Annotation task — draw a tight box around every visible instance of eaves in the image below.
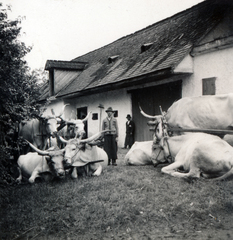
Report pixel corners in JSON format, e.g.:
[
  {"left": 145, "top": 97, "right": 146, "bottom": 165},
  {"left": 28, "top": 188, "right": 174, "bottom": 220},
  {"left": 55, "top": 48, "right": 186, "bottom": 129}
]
[{"left": 57, "top": 67, "right": 188, "bottom": 100}]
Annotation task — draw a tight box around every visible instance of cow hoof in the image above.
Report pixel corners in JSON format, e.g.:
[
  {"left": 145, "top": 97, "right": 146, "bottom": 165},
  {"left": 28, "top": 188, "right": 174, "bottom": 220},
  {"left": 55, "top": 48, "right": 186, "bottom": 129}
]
[{"left": 16, "top": 178, "right": 21, "bottom": 184}]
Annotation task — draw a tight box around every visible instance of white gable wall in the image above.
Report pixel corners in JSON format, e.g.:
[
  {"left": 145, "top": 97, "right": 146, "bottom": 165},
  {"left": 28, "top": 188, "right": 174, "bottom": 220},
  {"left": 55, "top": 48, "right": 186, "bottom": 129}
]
[
  {"left": 42, "top": 100, "right": 65, "bottom": 117},
  {"left": 182, "top": 47, "right": 233, "bottom": 97}
]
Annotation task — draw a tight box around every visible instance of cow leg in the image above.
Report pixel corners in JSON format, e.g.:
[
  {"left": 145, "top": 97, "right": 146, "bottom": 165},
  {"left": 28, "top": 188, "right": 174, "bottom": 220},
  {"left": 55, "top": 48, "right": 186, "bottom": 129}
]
[
  {"left": 162, "top": 162, "right": 201, "bottom": 179},
  {"left": 161, "top": 162, "right": 183, "bottom": 176},
  {"left": 71, "top": 168, "right": 78, "bottom": 179},
  {"left": 29, "top": 170, "right": 40, "bottom": 183},
  {"left": 171, "top": 169, "right": 201, "bottom": 179},
  {"left": 92, "top": 164, "right": 102, "bottom": 176},
  {"left": 16, "top": 167, "right": 22, "bottom": 183},
  {"left": 85, "top": 165, "right": 89, "bottom": 176}
]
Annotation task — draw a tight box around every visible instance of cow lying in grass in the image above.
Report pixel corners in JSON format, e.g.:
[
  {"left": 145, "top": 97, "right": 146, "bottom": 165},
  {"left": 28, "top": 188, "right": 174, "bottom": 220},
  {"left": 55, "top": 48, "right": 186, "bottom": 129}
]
[
  {"left": 59, "top": 131, "right": 108, "bottom": 179},
  {"left": 17, "top": 141, "right": 65, "bottom": 183},
  {"left": 154, "top": 133, "right": 233, "bottom": 180},
  {"left": 125, "top": 141, "right": 159, "bottom": 165}
]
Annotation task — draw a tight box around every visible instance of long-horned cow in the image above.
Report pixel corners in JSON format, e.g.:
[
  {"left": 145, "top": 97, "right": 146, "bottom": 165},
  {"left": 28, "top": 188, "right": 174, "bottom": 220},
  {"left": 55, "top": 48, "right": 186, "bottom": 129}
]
[
  {"left": 62, "top": 111, "right": 92, "bottom": 139},
  {"left": 56, "top": 111, "right": 92, "bottom": 148},
  {"left": 18, "top": 105, "right": 67, "bottom": 153},
  {"left": 140, "top": 93, "right": 233, "bottom": 141},
  {"left": 153, "top": 133, "right": 233, "bottom": 180},
  {"left": 17, "top": 141, "right": 65, "bottom": 183},
  {"left": 60, "top": 131, "right": 108, "bottom": 179}
]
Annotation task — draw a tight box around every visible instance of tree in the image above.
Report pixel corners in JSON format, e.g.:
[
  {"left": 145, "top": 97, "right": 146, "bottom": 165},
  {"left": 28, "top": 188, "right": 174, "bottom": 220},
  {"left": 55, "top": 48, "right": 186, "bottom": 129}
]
[
  {"left": 0, "top": 3, "right": 43, "bottom": 145},
  {"left": 0, "top": 3, "right": 44, "bottom": 185}
]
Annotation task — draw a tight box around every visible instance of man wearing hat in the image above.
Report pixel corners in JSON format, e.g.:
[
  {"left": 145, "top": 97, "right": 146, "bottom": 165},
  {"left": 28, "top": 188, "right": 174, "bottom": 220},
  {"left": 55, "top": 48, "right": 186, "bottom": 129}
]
[
  {"left": 102, "top": 107, "right": 119, "bottom": 166},
  {"left": 123, "top": 114, "right": 135, "bottom": 149}
]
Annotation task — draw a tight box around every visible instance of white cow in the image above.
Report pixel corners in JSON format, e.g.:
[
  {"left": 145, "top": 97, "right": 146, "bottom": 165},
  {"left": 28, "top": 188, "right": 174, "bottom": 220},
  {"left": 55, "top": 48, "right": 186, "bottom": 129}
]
[
  {"left": 125, "top": 141, "right": 161, "bottom": 165},
  {"left": 60, "top": 131, "right": 108, "bottom": 179},
  {"left": 154, "top": 133, "right": 233, "bottom": 180},
  {"left": 140, "top": 93, "right": 233, "bottom": 142},
  {"left": 62, "top": 111, "right": 92, "bottom": 139},
  {"left": 17, "top": 142, "right": 65, "bottom": 183}
]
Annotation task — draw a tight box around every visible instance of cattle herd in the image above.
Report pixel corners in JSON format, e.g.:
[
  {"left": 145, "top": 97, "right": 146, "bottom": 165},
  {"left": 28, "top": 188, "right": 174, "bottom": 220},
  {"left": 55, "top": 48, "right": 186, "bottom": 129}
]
[
  {"left": 15, "top": 105, "right": 108, "bottom": 183},
  {"left": 13, "top": 93, "right": 233, "bottom": 183},
  {"left": 126, "top": 93, "right": 233, "bottom": 180}
]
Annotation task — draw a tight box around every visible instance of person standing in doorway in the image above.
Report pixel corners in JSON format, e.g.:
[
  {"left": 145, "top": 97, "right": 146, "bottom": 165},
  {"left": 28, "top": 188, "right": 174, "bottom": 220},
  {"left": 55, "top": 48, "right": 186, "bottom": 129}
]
[
  {"left": 123, "top": 114, "right": 135, "bottom": 149},
  {"left": 102, "top": 107, "right": 118, "bottom": 166}
]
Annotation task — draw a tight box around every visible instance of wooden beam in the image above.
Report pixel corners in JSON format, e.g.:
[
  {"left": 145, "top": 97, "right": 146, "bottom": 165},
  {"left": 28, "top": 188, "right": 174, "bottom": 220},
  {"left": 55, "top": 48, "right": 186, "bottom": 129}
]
[{"left": 169, "top": 127, "right": 233, "bottom": 135}]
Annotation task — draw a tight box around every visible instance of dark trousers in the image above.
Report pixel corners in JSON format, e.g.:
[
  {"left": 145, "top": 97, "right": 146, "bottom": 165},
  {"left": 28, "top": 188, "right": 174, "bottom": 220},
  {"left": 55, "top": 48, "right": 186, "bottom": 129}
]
[
  {"left": 103, "top": 135, "right": 117, "bottom": 163},
  {"left": 124, "top": 134, "right": 134, "bottom": 148}
]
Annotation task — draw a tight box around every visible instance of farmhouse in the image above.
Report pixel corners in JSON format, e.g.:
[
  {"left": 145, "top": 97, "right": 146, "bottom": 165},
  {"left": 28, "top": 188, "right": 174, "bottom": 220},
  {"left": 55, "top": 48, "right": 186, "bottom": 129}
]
[{"left": 40, "top": 0, "right": 233, "bottom": 147}]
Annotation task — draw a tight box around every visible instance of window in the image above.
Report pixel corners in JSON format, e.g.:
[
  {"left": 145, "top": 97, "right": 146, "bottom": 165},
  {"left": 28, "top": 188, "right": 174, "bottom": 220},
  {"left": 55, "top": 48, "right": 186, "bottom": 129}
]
[
  {"left": 114, "top": 110, "right": 118, "bottom": 118},
  {"left": 92, "top": 113, "right": 98, "bottom": 120},
  {"left": 141, "top": 43, "right": 153, "bottom": 53},
  {"left": 202, "top": 77, "right": 216, "bottom": 95},
  {"left": 108, "top": 55, "right": 119, "bottom": 64}
]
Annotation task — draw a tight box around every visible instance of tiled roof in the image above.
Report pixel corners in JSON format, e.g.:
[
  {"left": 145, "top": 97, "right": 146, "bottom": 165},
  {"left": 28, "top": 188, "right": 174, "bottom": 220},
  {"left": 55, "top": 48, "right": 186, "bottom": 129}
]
[{"left": 42, "top": 0, "right": 233, "bottom": 99}]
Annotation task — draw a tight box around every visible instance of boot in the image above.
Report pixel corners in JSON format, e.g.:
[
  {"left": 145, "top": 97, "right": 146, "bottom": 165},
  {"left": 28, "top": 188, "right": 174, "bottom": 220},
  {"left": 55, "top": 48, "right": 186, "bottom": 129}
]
[
  {"left": 112, "top": 159, "right": 117, "bottom": 166},
  {"left": 108, "top": 159, "right": 111, "bottom": 165}
]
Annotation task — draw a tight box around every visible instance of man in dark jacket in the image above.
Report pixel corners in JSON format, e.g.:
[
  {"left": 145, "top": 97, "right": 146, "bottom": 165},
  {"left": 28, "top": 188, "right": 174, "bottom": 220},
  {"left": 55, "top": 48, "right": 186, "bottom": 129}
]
[
  {"left": 102, "top": 107, "right": 118, "bottom": 166},
  {"left": 123, "top": 114, "right": 135, "bottom": 149}
]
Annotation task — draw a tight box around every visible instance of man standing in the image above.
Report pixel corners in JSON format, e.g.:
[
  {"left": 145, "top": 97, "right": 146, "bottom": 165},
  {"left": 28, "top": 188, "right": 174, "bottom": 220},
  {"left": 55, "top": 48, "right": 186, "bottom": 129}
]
[
  {"left": 123, "top": 114, "right": 135, "bottom": 149},
  {"left": 102, "top": 107, "right": 118, "bottom": 166}
]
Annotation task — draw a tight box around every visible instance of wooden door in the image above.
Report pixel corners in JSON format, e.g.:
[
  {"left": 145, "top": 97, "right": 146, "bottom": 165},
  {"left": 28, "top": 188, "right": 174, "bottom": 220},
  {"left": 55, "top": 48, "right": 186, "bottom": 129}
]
[
  {"left": 77, "top": 107, "right": 88, "bottom": 137},
  {"left": 131, "top": 81, "right": 182, "bottom": 141}
]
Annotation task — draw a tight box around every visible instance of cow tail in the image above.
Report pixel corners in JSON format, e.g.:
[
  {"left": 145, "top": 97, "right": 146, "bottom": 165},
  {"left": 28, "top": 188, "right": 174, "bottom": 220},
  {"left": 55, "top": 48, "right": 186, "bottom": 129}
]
[{"left": 213, "top": 168, "right": 233, "bottom": 181}]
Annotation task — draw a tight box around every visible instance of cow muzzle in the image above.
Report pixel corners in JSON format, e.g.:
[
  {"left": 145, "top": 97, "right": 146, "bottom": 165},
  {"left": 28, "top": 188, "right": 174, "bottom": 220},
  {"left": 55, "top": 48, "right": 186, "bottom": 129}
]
[
  {"left": 63, "top": 159, "right": 72, "bottom": 169},
  {"left": 56, "top": 168, "right": 65, "bottom": 178}
]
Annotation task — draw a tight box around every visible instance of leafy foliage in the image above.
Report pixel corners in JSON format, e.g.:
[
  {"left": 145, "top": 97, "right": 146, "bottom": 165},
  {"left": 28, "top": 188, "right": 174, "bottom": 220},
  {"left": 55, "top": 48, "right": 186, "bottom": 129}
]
[{"left": 0, "top": 3, "right": 46, "bottom": 185}]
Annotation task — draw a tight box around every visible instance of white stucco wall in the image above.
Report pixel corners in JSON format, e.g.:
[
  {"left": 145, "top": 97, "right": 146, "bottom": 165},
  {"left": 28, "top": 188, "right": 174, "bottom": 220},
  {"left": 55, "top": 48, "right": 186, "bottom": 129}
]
[
  {"left": 182, "top": 47, "right": 233, "bottom": 97},
  {"left": 62, "top": 88, "right": 132, "bottom": 147},
  {"left": 42, "top": 100, "right": 65, "bottom": 117}
]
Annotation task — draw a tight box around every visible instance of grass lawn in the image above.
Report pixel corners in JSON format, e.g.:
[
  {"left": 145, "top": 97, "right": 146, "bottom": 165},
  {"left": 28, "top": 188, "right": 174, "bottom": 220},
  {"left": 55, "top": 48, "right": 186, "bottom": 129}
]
[{"left": 1, "top": 148, "right": 233, "bottom": 240}]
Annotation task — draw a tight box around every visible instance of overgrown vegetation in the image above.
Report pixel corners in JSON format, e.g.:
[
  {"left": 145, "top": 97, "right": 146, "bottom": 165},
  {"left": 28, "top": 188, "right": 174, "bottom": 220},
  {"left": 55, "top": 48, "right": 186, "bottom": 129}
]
[
  {"left": 0, "top": 3, "right": 46, "bottom": 186},
  {"left": 1, "top": 155, "right": 233, "bottom": 240}
]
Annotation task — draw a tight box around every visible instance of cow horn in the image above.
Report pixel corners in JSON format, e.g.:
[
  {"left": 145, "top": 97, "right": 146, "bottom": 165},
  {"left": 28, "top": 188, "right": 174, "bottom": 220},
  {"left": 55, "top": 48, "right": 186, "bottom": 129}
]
[
  {"left": 57, "top": 104, "right": 70, "bottom": 118},
  {"left": 66, "top": 119, "right": 76, "bottom": 125},
  {"left": 81, "top": 111, "right": 92, "bottom": 122},
  {"left": 58, "top": 136, "right": 68, "bottom": 144},
  {"left": 79, "top": 130, "right": 107, "bottom": 143},
  {"left": 25, "top": 140, "right": 50, "bottom": 156},
  {"left": 139, "top": 105, "right": 161, "bottom": 119}
]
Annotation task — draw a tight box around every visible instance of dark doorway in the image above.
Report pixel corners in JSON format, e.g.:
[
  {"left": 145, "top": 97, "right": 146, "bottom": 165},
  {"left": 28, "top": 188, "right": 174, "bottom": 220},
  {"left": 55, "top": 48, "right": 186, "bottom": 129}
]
[
  {"left": 77, "top": 107, "right": 88, "bottom": 138},
  {"left": 131, "top": 80, "right": 182, "bottom": 141}
]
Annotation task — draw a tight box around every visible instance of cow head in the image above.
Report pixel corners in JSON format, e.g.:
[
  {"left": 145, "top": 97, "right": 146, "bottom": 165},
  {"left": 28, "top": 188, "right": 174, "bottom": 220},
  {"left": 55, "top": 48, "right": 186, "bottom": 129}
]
[
  {"left": 40, "top": 104, "right": 69, "bottom": 138},
  {"left": 151, "top": 141, "right": 166, "bottom": 166},
  {"left": 151, "top": 136, "right": 174, "bottom": 166},
  {"left": 139, "top": 105, "right": 168, "bottom": 141},
  {"left": 63, "top": 112, "right": 92, "bottom": 139},
  {"left": 60, "top": 131, "right": 106, "bottom": 167},
  {"left": 43, "top": 117, "right": 59, "bottom": 138},
  {"left": 26, "top": 140, "right": 66, "bottom": 178}
]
